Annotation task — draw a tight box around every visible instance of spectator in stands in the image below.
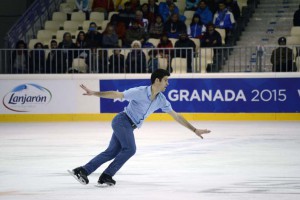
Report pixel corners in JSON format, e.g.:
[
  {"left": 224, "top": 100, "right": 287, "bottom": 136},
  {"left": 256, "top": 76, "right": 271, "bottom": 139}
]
[
  {"left": 201, "top": 23, "right": 223, "bottom": 72},
  {"left": 124, "top": 20, "right": 149, "bottom": 48},
  {"left": 164, "top": 13, "right": 187, "bottom": 38},
  {"left": 294, "top": 4, "right": 300, "bottom": 26},
  {"left": 188, "top": 14, "right": 206, "bottom": 39},
  {"left": 102, "top": 24, "right": 119, "bottom": 48},
  {"left": 85, "top": 22, "right": 103, "bottom": 49},
  {"left": 109, "top": 48, "right": 125, "bottom": 73},
  {"left": 157, "top": 34, "right": 173, "bottom": 71},
  {"left": 126, "top": 40, "right": 147, "bottom": 73},
  {"left": 115, "top": 0, "right": 126, "bottom": 10},
  {"left": 159, "top": 0, "right": 180, "bottom": 22},
  {"left": 271, "top": 37, "right": 296, "bottom": 72},
  {"left": 186, "top": 0, "right": 200, "bottom": 11},
  {"left": 11, "top": 40, "right": 28, "bottom": 74},
  {"left": 119, "top": 2, "right": 136, "bottom": 28},
  {"left": 157, "top": 34, "right": 173, "bottom": 57},
  {"left": 46, "top": 40, "right": 59, "bottom": 73},
  {"left": 148, "top": 49, "right": 159, "bottom": 73},
  {"left": 225, "top": 0, "right": 240, "bottom": 21},
  {"left": 174, "top": 32, "right": 196, "bottom": 72},
  {"left": 116, "top": 0, "right": 140, "bottom": 11},
  {"left": 57, "top": 32, "right": 77, "bottom": 73},
  {"left": 96, "top": 49, "right": 109, "bottom": 73},
  {"left": 76, "top": 31, "right": 88, "bottom": 48},
  {"left": 29, "top": 42, "right": 45, "bottom": 73},
  {"left": 109, "top": 14, "right": 127, "bottom": 41},
  {"left": 201, "top": 23, "right": 222, "bottom": 47},
  {"left": 141, "top": 3, "right": 152, "bottom": 24},
  {"left": 132, "top": 10, "right": 149, "bottom": 32},
  {"left": 195, "top": 0, "right": 213, "bottom": 25},
  {"left": 92, "top": 0, "right": 114, "bottom": 19},
  {"left": 75, "top": 31, "right": 89, "bottom": 61},
  {"left": 213, "top": 2, "right": 235, "bottom": 34},
  {"left": 148, "top": 0, "right": 159, "bottom": 23},
  {"left": 149, "top": 15, "right": 164, "bottom": 39},
  {"left": 76, "top": 0, "right": 89, "bottom": 12}
]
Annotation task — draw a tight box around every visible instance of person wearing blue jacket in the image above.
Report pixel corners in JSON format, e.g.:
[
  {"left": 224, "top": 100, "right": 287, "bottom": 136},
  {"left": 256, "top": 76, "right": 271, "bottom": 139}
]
[
  {"left": 188, "top": 14, "right": 206, "bottom": 38},
  {"left": 195, "top": 0, "right": 213, "bottom": 25},
  {"left": 213, "top": 1, "right": 235, "bottom": 31},
  {"left": 159, "top": 0, "right": 185, "bottom": 22}
]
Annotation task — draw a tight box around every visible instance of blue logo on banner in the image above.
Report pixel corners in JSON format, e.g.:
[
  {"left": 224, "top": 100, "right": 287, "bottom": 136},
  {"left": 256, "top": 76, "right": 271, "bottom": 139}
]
[{"left": 100, "top": 78, "right": 300, "bottom": 113}]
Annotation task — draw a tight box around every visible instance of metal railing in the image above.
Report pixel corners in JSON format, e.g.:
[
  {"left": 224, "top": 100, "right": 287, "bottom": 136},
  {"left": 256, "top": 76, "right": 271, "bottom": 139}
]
[{"left": 0, "top": 46, "right": 299, "bottom": 74}]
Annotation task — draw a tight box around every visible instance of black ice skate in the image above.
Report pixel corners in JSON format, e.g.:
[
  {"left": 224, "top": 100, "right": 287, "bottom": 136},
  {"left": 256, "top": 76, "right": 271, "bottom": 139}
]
[
  {"left": 97, "top": 173, "right": 116, "bottom": 186},
  {"left": 68, "top": 167, "right": 89, "bottom": 185}
]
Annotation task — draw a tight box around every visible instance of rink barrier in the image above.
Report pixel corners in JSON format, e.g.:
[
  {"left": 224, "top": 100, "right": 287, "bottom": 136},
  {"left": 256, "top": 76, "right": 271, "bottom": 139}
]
[
  {"left": 1, "top": 113, "right": 300, "bottom": 123},
  {"left": 0, "top": 73, "right": 300, "bottom": 122}
]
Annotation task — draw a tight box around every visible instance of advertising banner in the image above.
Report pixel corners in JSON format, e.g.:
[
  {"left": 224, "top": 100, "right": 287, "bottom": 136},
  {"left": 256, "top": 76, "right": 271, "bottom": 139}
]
[
  {"left": 0, "top": 80, "right": 76, "bottom": 114},
  {"left": 100, "top": 78, "right": 300, "bottom": 113}
]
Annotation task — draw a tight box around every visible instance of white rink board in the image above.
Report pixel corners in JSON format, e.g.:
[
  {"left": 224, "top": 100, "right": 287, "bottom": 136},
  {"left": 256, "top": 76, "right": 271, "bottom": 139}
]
[{"left": 1, "top": 73, "right": 300, "bottom": 115}]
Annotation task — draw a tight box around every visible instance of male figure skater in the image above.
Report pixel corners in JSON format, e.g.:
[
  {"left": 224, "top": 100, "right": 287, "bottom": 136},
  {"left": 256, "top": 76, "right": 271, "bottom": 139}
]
[{"left": 69, "top": 69, "right": 211, "bottom": 186}]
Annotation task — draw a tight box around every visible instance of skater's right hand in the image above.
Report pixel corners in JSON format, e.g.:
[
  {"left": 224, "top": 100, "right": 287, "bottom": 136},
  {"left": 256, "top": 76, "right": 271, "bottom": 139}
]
[
  {"left": 80, "top": 84, "right": 95, "bottom": 96},
  {"left": 194, "top": 129, "right": 211, "bottom": 139}
]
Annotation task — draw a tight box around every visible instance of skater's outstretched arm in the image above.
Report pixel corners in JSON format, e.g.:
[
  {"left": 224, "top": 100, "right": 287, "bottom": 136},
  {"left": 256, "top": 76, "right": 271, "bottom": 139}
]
[
  {"left": 80, "top": 84, "right": 124, "bottom": 99},
  {"left": 168, "top": 110, "right": 211, "bottom": 139}
]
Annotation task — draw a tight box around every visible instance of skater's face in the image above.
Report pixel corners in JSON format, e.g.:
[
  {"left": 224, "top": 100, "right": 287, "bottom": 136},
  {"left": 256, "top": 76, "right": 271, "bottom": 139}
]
[{"left": 156, "top": 76, "right": 169, "bottom": 92}]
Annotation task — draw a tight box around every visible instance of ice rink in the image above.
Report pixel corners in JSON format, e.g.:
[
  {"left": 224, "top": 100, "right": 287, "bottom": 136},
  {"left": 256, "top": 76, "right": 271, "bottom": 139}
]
[{"left": 1, "top": 120, "right": 300, "bottom": 200}]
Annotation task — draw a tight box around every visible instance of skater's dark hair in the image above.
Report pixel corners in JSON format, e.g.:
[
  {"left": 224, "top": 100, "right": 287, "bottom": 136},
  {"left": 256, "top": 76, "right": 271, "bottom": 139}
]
[{"left": 151, "top": 69, "right": 170, "bottom": 84}]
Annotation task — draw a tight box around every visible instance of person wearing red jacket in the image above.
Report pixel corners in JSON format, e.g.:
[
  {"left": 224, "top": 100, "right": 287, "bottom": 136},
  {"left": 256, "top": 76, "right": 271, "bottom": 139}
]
[{"left": 92, "top": 0, "right": 115, "bottom": 13}]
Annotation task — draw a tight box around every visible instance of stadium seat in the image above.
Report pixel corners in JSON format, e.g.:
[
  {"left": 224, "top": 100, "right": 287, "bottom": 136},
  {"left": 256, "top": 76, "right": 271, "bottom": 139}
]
[
  {"left": 290, "top": 27, "right": 300, "bottom": 36},
  {"left": 37, "top": 30, "right": 54, "bottom": 42},
  {"left": 71, "top": 12, "right": 86, "bottom": 23},
  {"left": 56, "top": 30, "right": 76, "bottom": 42},
  {"left": 28, "top": 39, "right": 43, "bottom": 49},
  {"left": 286, "top": 36, "right": 300, "bottom": 45},
  {"left": 169, "top": 38, "right": 178, "bottom": 47},
  {"left": 90, "top": 12, "right": 105, "bottom": 22},
  {"left": 108, "top": 12, "right": 119, "bottom": 21},
  {"left": 158, "top": 57, "right": 169, "bottom": 70},
  {"left": 148, "top": 38, "right": 160, "bottom": 47},
  {"left": 63, "top": 21, "right": 81, "bottom": 32},
  {"left": 184, "top": 11, "right": 195, "bottom": 20},
  {"left": 215, "top": 28, "right": 226, "bottom": 45},
  {"left": 52, "top": 12, "right": 67, "bottom": 25},
  {"left": 190, "top": 38, "right": 201, "bottom": 51},
  {"left": 296, "top": 56, "right": 300, "bottom": 72},
  {"left": 44, "top": 20, "right": 61, "bottom": 32},
  {"left": 140, "top": 0, "right": 148, "bottom": 4},
  {"left": 101, "top": 20, "right": 110, "bottom": 31},
  {"left": 171, "top": 58, "right": 187, "bottom": 73},
  {"left": 82, "top": 21, "right": 91, "bottom": 32},
  {"left": 60, "top": 2, "right": 75, "bottom": 13},
  {"left": 199, "top": 48, "right": 214, "bottom": 64},
  {"left": 185, "top": 19, "right": 192, "bottom": 27},
  {"left": 174, "top": 1, "right": 185, "bottom": 14}
]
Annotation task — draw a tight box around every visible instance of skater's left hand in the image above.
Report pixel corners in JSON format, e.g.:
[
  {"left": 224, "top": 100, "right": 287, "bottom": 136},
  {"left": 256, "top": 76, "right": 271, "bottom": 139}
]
[{"left": 194, "top": 129, "right": 211, "bottom": 139}]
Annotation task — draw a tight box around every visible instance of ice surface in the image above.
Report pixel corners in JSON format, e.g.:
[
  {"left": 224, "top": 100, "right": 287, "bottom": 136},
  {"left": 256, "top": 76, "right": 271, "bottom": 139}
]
[{"left": 0, "top": 121, "right": 300, "bottom": 200}]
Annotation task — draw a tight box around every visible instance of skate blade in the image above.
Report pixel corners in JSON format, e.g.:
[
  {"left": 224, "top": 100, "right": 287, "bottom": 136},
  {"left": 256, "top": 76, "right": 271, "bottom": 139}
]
[
  {"left": 95, "top": 183, "right": 114, "bottom": 188},
  {"left": 67, "top": 170, "right": 88, "bottom": 185}
]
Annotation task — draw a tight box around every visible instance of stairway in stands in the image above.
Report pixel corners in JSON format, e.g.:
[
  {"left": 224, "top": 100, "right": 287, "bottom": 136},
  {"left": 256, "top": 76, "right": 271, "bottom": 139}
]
[{"left": 224, "top": 0, "right": 298, "bottom": 72}]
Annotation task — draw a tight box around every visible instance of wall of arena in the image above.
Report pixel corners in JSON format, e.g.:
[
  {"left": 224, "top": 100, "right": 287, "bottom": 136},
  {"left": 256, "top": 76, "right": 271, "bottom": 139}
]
[{"left": 0, "top": 73, "right": 300, "bottom": 122}]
